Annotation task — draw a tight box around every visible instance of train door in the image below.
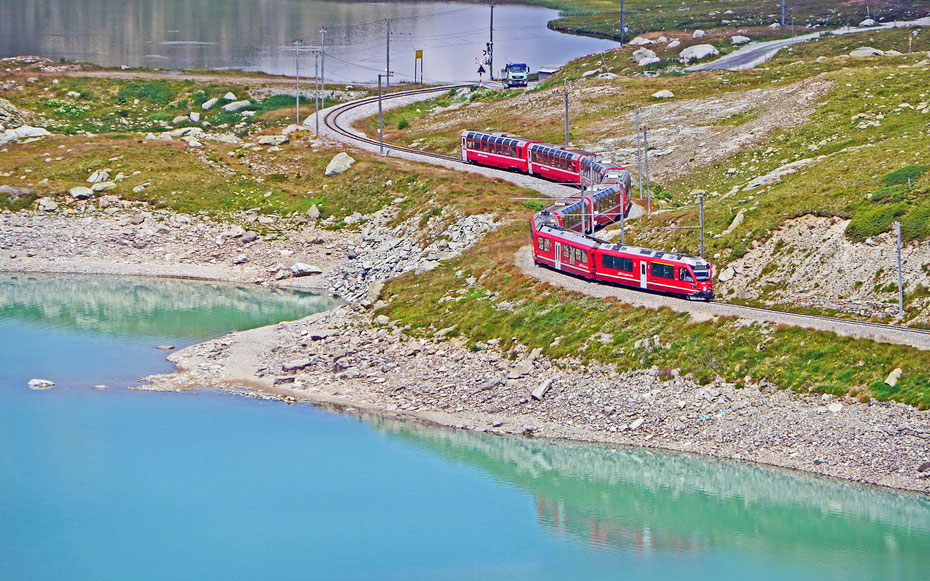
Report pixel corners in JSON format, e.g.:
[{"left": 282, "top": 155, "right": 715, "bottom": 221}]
[
  {"left": 555, "top": 243, "right": 562, "bottom": 271},
  {"left": 461, "top": 135, "right": 468, "bottom": 162},
  {"left": 640, "top": 261, "right": 647, "bottom": 288}
]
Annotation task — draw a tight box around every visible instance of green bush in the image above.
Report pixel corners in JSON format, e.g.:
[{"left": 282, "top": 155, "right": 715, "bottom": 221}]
[
  {"left": 397, "top": 118, "right": 410, "bottom": 130},
  {"left": 901, "top": 204, "right": 930, "bottom": 241},
  {"left": 871, "top": 184, "right": 907, "bottom": 204},
  {"left": 881, "top": 165, "right": 928, "bottom": 186},
  {"left": 846, "top": 202, "right": 907, "bottom": 240},
  {"left": 119, "top": 81, "right": 176, "bottom": 104}
]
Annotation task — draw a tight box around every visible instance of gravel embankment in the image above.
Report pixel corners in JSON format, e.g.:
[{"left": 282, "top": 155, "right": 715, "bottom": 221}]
[{"left": 142, "top": 304, "right": 930, "bottom": 493}]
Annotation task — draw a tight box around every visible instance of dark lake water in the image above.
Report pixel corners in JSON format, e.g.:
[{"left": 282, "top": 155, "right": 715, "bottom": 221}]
[
  {"left": 1, "top": 273, "right": 929, "bottom": 579},
  {"left": 0, "top": 0, "right": 618, "bottom": 82}
]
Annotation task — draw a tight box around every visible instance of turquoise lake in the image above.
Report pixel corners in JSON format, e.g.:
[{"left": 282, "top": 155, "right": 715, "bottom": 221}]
[{"left": 1, "top": 273, "right": 929, "bottom": 579}]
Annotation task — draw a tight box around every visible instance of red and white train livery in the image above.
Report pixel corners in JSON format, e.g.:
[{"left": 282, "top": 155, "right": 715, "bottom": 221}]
[
  {"left": 461, "top": 130, "right": 632, "bottom": 193},
  {"left": 530, "top": 212, "right": 714, "bottom": 300},
  {"left": 547, "top": 186, "right": 627, "bottom": 234}
]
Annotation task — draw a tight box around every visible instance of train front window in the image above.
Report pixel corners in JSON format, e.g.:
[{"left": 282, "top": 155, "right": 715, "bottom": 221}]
[
  {"left": 693, "top": 267, "right": 710, "bottom": 281},
  {"left": 680, "top": 268, "right": 694, "bottom": 283}
]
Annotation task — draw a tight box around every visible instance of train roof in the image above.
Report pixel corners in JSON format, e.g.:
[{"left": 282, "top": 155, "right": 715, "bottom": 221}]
[
  {"left": 462, "top": 130, "right": 536, "bottom": 143},
  {"left": 528, "top": 142, "right": 591, "bottom": 157}
]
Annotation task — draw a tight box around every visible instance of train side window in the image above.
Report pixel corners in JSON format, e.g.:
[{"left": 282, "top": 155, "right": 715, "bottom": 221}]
[
  {"left": 601, "top": 254, "right": 612, "bottom": 269},
  {"left": 619, "top": 257, "right": 633, "bottom": 272},
  {"left": 650, "top": 262, "right": 674, "bottom": 279},
  {"left": 537, "top": 237, "right": 550, "bottom": 252},
  {"left": 680, "top": 268, "right": 694, "bottom": 283},
  {"left": 579, "top": 249, "right": 587, "bottom": 264}
]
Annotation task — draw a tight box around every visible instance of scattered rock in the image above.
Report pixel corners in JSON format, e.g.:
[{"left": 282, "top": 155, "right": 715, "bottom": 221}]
[
  {"left": 652, "top": 89, "right": 675, "bottom": 99},
  {"left": 68, "top": 186, "right": 94, "bottom": 200},
  {"left": 91, "top": 181, "right": 116, "bottom": 193},
  {"left": 201, "top": 97, "right": 219, "bottom": 110},
  {"left": 850, "top": 47, "right": 885, "bottom": 58},
  {"left": 628, "top": 36, "right": 652, "bottom": 46},
  {"left": 885, "top": 368, "right": 903, "bottom": 387},
  {"left": 27, "top": 378, "right": 54, "bottom": 390},
  {"left": 171, "top": 115, "right": 188, "bottom": 125},
  {"left": 827, "top": 402, "right": 843, "bottom": 413},
  {"left": 223, "top": 92, "right": 237, "bottom": 101},
  {"left": 306, "top": 204, "right": 321, "bottom": 221},
  {"left": 157, "top": 345, "right": 175, "bottom": 350},
  {"left": 325, "top": 152, "right": 356, "bottom": 176},
  {"left": 375, "top": 315, "right": 390, "bottom": 326},
  {"left": 731, "top": 35, "right": 751, "bottom": 44},
  {"left": 633, "top": 48, "right": 658, "bottom": 65},
  {"left": 719, "top": 267, "right": 735, "bottom": 282},
  {"left": 257, "top": 134, "right": 288, "bottom": 146},
  {"left": 240, "top": 231, "right": 258, "bottom": 244},
  {"left": 918, "top": 462, "right": 930, "bottom": 473},
  {"left": 189, "top": 111, "right": 201, "bottom": 123},
  {"left": 629, "top": 417, "right": 645, "bottom": 430},
  {"left": 0, "top": 125, "right": 50, "bottom": 145},
  {"left": 222, "top": 100, "right": 252, "bottom": 112},
  {"left": 680, "top": 44, "right": 720, "bottom": 63},
  {"left": 86, "top": 169, "right": 109, "bottom": 184},
  {"left": 291, "top": 263, "right": 323, "bottom": 277},
  {"left": 36, "top": 197, "right": 58, "bottom": 211},
  {"left": 531, "top": 378, "right": 554, "bottom": 401},
  {"left": 693, "top": 30, "right": 706, "bottom": 38},
  {"left": 859, "top": 18, "right": 877, "bottom": 27},
  {"left": 667, "top": 39, "right": 681, "bottom": 49},
  {"left": 130, "top": 214, "right": 145, "bottom": 225}
]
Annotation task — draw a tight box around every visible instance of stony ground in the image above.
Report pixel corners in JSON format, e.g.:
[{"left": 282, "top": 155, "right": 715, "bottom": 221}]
[{"left": 142, "top": 304, "right": 930, "bottom": 493}]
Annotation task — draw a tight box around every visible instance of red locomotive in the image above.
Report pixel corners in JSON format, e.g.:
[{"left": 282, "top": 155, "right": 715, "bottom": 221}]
[{"left": 530, "top": 212, "right": 714, "bottom": 300}]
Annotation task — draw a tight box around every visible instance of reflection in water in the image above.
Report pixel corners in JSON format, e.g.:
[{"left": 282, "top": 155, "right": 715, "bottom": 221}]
[
  {"left": 0, "top": 273, "right": 340, "bottom": 339},
  {"left": 0, "top": 0, "right": 617, "bottom": 82},
  {"left": 372, "top": 416, "right": 930, "bottom": 579}
]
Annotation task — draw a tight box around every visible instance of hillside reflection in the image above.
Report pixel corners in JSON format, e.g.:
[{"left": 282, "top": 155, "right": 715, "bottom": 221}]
[
  {"left": 0, "top": 274, "right": 339, "bottom": 339},
  {"left": 372, "top": 416, "right": 930, "bottom": 577}
]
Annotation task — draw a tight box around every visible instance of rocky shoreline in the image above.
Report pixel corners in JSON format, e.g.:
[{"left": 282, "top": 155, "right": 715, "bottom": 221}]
[{"left": 3, "top": 204, "right": 930, "bottom": 494}]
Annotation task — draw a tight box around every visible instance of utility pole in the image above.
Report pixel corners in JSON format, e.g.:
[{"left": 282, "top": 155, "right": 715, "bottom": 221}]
[
  {"left": 489, "top": 2, "right": 495, "bottom": 81},
  {"left": 895, "top": 221, "right": 904, "bottom": 317},
  {"left": 699, "top": 193, "right": 705, "bottom": 258},
  {"left": 620, "top": 188, "right": 626, "bottom": 245},
  {"left": 320, "top": 27, "right": 327, "bottom": 110},
  {"left": 386, "top": 20, "right": 391, "bottom": 93},
  {"left": 563, "top": 91, "right": 569, "bottom": 146},
  {"left": 314, "top": 50, "right": 320, "bottom": 134},
  {"left": 643, "top": 128, "right": 651, "bottom": 214},
  {"left": 635, "top": 108, "right": 643, "bottom": 200},
  {"left": 781, "top": 0, "right": 785, "bottom": 27},
  {"left": 620, "top": 0, "right": 625, "bottom": 45},
  {"left": 377, "top": 73, "right": 392, "bottom": 154},
  {"left": 294, "top": 39, "right": 301, "bottom": 126}
]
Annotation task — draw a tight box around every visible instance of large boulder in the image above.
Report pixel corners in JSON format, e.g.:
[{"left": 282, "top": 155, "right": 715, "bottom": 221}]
[
  {"left": 86, "top": 169, "right": 109, "bottom": 183},
  {"left": 325, "top": 152, "right": 356, "bottom": 176},
  {"left": 69, "top": 186, "right": 94, "bottom": 200},
  {"left": 36, "top": 197, "right": 58, "bottom": 212},
  {"left": 201, "top": 97, "right": 219, "bottom": 110},
  {"left": 633, "top": 48, "right": 658, "bottom": 65},
  {"left": 222, "top": 99, "right": 252, "bottom": 112},
  {"left": 693, "top": 30, "right": 706, "bottom": 39},
  {"left": 652, "top": 89, "right": 675, "bottom": 99},
  {"left": 850, "top": 47, "right": 885, "bottom": 57},
  {"left": 628, "top": 36, "right": 652, "bottom": 46},
  {"left": 731, "top": 35, "right": 751, "bottom": 44},
  {"left": 859, "top": 18, "right": 877, "bottom": 27},
  {"left": 291, "top": 263, "right": 323, "bottom": 277},
  {"left": 0, "top": 97, "right": 25, "bottom": 128},
  {"left": 679, "top": 44, "right": 720, "bottom": 63},
  {"left": 0, "top": 125, "right": 51, "bottom": 145},
  {"left": 306, "top": 204, "right": 321, "bottom": 221}
]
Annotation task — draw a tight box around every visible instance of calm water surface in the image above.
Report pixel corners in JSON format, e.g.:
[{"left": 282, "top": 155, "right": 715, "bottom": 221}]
[
  {"left": 1, "top": 273, "right": 929, "bottom": 579},
  {"left": 0, "top": 0, "right": 618, "bottom": 82}
]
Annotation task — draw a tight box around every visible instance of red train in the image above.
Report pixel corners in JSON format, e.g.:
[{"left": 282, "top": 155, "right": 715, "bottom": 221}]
[
  {"left": 530, "top": 211, "right": 714, "bottom": 300},
  {"left": 461, "top": 130, "right": 632, "bottom": 193}
]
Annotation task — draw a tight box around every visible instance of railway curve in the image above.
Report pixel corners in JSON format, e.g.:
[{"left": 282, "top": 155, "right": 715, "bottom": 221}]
[{"left": 319, "top": 87, "right": 930, "bottom": 351}]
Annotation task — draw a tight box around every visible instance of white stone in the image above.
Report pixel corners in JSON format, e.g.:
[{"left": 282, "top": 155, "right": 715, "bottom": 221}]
[
  {"left": 693, "top": 30, "right": 706, "bottom": 38},
  {"left": 827, "top": 402, "right": 843, "bottom": 413},
  {"left": 171, "top": 115, "right": 188, "bottom": 125},
  {"left": 325, "top": 152, "right": 356, "bottom": 176},
  {"left": 201, "top": 97, "right": 219, "bottom": 110},
  {"left": 656, "top": 36, "right": 668, "bottom": 43},
  {"left": 223, "top": 92, "right": 237, "bottom": 101},
  {"left": 257, "top": 135, "right": 288, "bottom": 146},
  {"left": 86, "top": 169, "right": 109, "bottom": 183},
  {"left": 859, "top": 18, "right": 877, "bottom": 27},
  {"left": 679, "top": 44, "right": 720, "bottom": 63},
  {"left": 28, "top": 378, "right": 54, "bottom": 389},
  {"left": 291, "top": 263, "right": 323, "bottom": 276},
  {"left": 885, "top": 368, "right": 903, "bottom": 387},
  {"left": 69, "top": 186, "right": 94, "bottom": 200},
  {"left": 731, "top": 35, "right": 751, "bottom": 44},
  {"left": 632, "top": 48, "right": 658, "bottom": 65},
  {"left": 667, "top": 39, "right": 681, "bottom": 49},
  {"left": 850, "top": 47, "right": 885, "bottom": 58},
  {"left": 628, "top": 36, "right": 652, "bottom": 46},
  {"left": 36, "top": 197, "right": 58, "bottom": 211},
  {"left": 531, "top": 378, "right": 554, "bottom": 400},
  {"left": 768, "top": 22, "right": 781, "bottom": 28},
  {"left": 222, "top": 100, "right": 251, "bottom": 112},
  {"left": 306, "top": 204, "right": 321, "bottom": 220},
  {"left": 651, "top": 89, "right": 675, "bottom": 99},
  {"left": 638, "top": 57, "right": 661, "bottom": 67},
  {"left": 90, "top": 181, "right": 116, "bottom": 193},
  {"left": 629, "top": 418, "right": 645, "bottom": 430},
  {"left": 189, "top": 111, "right": 201, "bottom": 123}
]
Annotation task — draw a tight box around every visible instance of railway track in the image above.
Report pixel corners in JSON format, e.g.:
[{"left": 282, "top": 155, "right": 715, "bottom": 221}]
[{"left": 322, "top": 87, "right": 930, "bottom": 351}]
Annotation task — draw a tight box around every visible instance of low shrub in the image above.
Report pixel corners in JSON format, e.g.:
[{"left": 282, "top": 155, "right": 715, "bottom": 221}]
[
  {"left": 845, "top": 202, "right": 906, "bottom": 240},
  {"left": 881, "top": 164, "right": 928, "bottom": 186}
]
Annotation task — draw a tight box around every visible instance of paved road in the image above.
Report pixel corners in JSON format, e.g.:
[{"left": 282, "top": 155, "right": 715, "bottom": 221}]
[
  {"left": 688, "top": 17, "right": 930, "bottom": 72},
  {"left": 515, "top": 246, "right": 930, "bottom": 350}
]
